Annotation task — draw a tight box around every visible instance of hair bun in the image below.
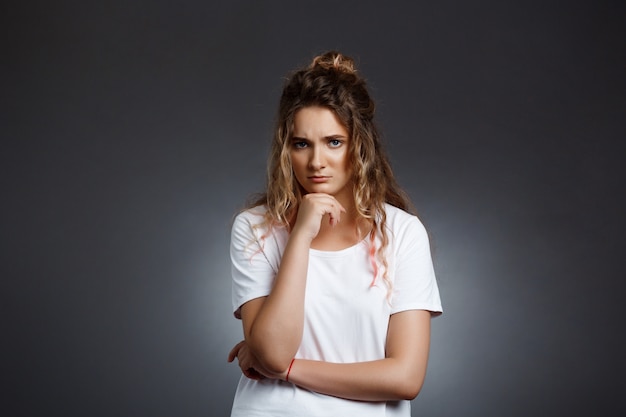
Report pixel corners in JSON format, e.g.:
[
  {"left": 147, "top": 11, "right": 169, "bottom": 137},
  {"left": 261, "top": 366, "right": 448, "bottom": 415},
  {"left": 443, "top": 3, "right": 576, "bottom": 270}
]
[{"left": 310, "top": 51, "right": 356, "bottom": 74}]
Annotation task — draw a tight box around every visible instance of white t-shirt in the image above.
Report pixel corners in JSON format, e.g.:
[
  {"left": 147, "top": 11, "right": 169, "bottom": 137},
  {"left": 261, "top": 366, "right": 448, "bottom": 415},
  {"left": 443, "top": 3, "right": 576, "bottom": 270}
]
[{"left": 230, "top": 204, "right": 442, "bottom": 417}]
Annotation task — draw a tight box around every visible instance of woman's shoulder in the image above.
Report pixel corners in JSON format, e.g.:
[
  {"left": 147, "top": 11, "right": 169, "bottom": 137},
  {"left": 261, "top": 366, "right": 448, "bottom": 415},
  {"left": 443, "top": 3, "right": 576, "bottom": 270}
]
[
  {"left": 234, "top": 205, "right": 268, "bottom": 222},
  {"left": 231, "top": 205, "right": 267, "bottom": 235},
  {"left": 232, "top": 205, "right": 288, "bottom": 240},
  {"left": 383, "top": 203, "right": 428, "bottom": 236},
  {"left": 383, "top": 203, "right": 420, "bottom": 223}
]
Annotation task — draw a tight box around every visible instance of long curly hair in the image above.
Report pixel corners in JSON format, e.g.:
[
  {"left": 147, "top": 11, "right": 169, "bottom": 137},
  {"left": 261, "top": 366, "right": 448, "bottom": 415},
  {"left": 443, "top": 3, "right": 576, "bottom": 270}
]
[{"left": 247, "top": 51, "right": 414, "bottom": 291}]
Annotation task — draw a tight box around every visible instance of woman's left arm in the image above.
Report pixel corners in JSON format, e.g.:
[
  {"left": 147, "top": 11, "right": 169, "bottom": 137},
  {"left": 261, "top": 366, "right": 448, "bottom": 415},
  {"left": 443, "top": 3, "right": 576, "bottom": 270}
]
[
  {"left": 229, "top": 309, "right": 432, "bottom": 401},
  {"left": 288, "top": 309, "right": 431, "bottom": 401}
]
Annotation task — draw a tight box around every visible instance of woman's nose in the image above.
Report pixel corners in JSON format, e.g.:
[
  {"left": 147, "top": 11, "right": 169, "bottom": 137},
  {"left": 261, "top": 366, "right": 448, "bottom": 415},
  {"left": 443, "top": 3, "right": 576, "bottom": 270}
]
[{"left": 308, "top": 146, "right": 325, "bottom": 169}]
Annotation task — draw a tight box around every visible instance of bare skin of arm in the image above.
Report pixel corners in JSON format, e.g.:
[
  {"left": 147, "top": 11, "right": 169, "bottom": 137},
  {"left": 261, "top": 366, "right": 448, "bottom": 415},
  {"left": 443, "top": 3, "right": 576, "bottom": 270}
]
[
  {"left": 229, "top": 309, "right": 432, "bottom": 401},
  {"left": 240, "top": 193, "right": 345, "bottom": 374},
  {"left": 284, "top": 309, "right": 431, "bottom": 401}
]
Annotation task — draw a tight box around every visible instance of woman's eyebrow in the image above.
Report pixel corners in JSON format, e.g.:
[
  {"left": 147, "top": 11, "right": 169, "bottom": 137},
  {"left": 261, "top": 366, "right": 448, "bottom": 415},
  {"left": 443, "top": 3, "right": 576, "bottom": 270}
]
[{"left": 290, "top": 134, "right": 346, "bottom": 141}]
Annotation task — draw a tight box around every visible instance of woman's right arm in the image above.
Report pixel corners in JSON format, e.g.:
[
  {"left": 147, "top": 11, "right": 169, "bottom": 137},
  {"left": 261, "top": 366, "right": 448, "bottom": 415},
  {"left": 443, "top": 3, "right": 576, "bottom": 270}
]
[
  {"left": 240, "top": 231, "right": 309, "bottom": 374},
  {"left": 239, "top": 193, "right": 345, "bottom": 374}
]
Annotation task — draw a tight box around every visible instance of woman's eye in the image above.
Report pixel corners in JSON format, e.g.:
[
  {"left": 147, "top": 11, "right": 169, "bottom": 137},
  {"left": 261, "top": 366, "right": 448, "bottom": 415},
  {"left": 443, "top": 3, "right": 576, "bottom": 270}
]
[
  {"left": 293, "top": 141, "right": 308, "bottom": 149},
  {"left": 329, "top": 139, "right": 342, "bottom": 147}
]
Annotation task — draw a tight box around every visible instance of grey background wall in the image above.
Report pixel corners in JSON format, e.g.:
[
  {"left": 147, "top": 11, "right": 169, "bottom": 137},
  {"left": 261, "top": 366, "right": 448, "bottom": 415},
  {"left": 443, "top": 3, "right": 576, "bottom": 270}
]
[{"left": 2, "top": 1, "right": 624, "bottom": 416}]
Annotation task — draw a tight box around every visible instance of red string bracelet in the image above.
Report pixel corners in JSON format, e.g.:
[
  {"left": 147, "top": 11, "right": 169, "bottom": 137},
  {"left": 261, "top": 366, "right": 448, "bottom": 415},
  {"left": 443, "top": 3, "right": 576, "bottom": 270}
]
[{"left": 286, "top": 358, "right": 295, "bottom": 382}]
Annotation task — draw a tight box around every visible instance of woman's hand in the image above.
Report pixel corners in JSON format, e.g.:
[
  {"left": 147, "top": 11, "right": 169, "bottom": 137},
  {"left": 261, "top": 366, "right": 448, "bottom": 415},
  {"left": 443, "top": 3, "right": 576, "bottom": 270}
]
[
  {"left": 228, "top": 340, "right": 265, "bottom": 380},
  {"left": 292, "top": 193, "right": 346, "bottom": 241},
  {"left": 228, "top": 340, "right": 285, "bottom": 380}
]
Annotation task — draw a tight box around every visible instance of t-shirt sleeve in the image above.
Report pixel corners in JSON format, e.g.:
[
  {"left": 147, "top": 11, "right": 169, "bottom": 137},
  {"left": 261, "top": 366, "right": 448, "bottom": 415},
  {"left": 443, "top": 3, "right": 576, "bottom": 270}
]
[
  {"left": 230, "top": 212, "right": 277, "bottom": 319},
  {"left": 390, "top": 215, "right": 443, "bottom": 315}
]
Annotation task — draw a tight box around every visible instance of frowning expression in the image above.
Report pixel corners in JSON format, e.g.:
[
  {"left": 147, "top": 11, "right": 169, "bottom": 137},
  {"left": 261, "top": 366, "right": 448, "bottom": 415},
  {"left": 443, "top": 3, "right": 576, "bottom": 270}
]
[{"left": 290, "top": 106, "right": 352, "bottom": 202}]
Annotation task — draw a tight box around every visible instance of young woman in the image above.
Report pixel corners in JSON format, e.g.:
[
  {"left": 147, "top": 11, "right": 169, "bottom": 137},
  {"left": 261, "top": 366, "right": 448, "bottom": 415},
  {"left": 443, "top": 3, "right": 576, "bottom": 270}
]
[{"left": 227, "top": 51, "right": 442, "bottom": 417}]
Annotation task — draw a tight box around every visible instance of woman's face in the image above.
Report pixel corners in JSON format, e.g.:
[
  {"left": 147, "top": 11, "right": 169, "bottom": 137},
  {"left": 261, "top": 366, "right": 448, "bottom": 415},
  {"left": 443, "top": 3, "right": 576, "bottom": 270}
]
[{"left": 290, "top": 106, "right": 352, "bottom": 203}]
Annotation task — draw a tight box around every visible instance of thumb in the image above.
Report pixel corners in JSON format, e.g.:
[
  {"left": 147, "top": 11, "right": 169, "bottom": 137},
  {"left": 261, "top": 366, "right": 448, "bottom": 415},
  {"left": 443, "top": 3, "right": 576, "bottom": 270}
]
[{"left": 227, "top": 340, "right": 246, "bottom": 362}]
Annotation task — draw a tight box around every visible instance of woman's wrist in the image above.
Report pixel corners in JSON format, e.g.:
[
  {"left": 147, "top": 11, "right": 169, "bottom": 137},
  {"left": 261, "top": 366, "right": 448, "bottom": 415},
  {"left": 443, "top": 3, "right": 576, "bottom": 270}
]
[
  {"left": 285, "top": 358, "right": 296, "bottom": 382},
  {"left": 288, "top": 226, "right": 316, "bottom": 246}
]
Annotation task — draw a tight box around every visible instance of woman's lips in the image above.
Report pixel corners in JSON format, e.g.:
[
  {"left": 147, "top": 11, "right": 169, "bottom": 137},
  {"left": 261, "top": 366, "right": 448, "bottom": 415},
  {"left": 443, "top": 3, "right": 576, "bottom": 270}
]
[{"left": 309, "top": 176, "right": 330, "bottom": 183}]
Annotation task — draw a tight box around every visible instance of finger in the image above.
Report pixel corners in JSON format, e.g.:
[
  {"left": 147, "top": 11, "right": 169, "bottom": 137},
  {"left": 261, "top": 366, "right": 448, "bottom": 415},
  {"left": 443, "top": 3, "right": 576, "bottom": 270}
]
[
  {"left": 327, "top": 198, "right": 346, "bottom": 219},
  {"left": 227, "top": 341, "right": 244, "bottom": 362},
  {"left": 328, "top": 204, "right": 344, "bottom": 226},
  {"left": 237, "top": 349, "right": 254, "bottom": 371},
  {"left": 227, "top": 340, "right": 246, "bottom": 362}
]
